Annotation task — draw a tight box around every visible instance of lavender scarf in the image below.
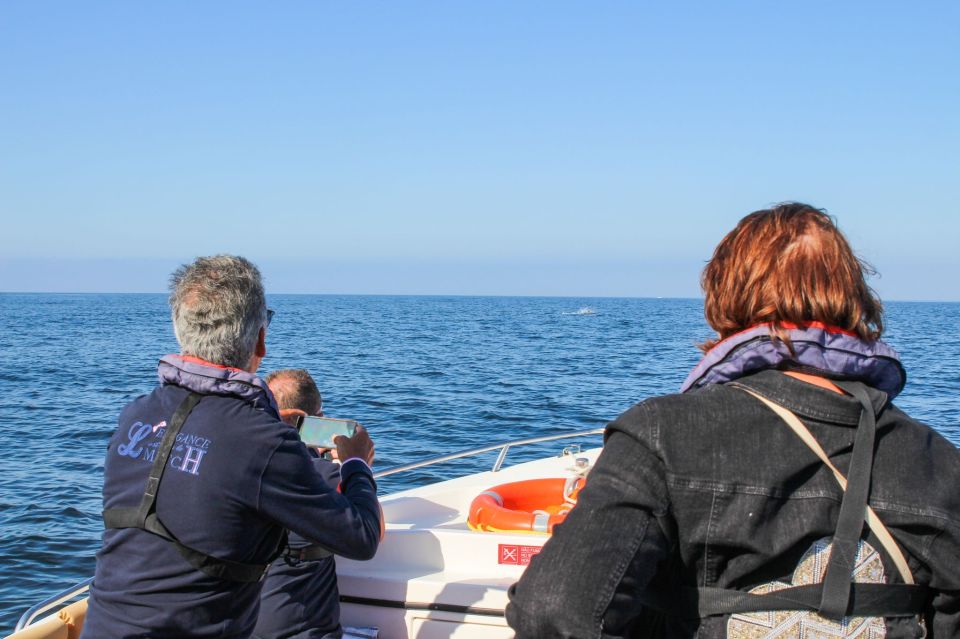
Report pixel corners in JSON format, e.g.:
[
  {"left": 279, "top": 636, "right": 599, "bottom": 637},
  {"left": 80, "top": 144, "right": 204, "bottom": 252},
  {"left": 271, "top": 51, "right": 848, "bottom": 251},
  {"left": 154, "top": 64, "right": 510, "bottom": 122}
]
[
  {"left": 680, "top": 324, "right": 906, "bottom": 399},
  {"left": 158, "top": 354, "right": 280, "bottom": 414}
]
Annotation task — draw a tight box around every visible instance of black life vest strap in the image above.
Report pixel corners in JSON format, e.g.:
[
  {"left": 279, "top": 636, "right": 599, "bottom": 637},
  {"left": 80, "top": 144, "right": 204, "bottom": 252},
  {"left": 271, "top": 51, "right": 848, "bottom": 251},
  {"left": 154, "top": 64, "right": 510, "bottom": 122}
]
[
  {"left": 103, "top": 391, "right": 274, "bottom": 583},
  {"left": 283, "top": 544, "right": 334, "bottom": 564},
  {"left": 683, "top": 583, "right": 928, "bottom": 618}
]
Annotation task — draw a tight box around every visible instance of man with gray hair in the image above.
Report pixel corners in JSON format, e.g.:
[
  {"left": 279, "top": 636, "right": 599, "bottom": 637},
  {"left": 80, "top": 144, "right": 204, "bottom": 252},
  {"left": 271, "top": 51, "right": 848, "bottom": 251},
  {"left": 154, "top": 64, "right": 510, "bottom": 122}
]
[{"left": 82, "top": 255, "right": 382, "bottom": 639}]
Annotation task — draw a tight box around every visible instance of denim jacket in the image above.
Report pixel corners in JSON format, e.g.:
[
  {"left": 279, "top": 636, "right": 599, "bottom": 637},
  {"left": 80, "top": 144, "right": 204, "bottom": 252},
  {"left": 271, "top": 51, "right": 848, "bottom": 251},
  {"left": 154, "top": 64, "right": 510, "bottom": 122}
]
[{"left": 506, "top": 370, "right": 960, "bottom": 638}]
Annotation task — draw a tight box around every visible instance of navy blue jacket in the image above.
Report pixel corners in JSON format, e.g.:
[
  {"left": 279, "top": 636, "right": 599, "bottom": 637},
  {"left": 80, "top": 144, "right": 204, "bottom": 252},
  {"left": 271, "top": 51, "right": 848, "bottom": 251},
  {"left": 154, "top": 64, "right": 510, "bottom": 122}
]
[
  {"left": 253, "top": 455, "right": 344, "bottom": 639},
  {"left": 82, "top": 355, "right": 381, "bottom": 639}
]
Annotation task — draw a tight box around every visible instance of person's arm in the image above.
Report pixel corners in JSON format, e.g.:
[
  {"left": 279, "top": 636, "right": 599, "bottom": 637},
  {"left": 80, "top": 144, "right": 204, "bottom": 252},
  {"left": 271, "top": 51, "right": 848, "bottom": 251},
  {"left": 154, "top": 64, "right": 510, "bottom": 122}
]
[
  {"left": 313, "top": 456, "right": 342, "bottom": 490},
  {"left": 927, "top": 533, "right": 960, "bottom": 639},
  {"left": 257, "top": 429, "right": 381, "bottom": 561},
  {"left": 506, "top": 405, "right": 671, "bottom": 639},
  {"left": 928, "top": 590, "right": 960, "bottom": 639}
]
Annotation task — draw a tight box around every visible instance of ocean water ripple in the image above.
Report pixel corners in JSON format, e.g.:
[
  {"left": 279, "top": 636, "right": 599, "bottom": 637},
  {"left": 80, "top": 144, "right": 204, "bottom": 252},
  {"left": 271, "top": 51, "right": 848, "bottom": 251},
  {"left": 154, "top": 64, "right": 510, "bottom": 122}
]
[{"left": 0, "top": 294, "right": 958, "bottom": 632}]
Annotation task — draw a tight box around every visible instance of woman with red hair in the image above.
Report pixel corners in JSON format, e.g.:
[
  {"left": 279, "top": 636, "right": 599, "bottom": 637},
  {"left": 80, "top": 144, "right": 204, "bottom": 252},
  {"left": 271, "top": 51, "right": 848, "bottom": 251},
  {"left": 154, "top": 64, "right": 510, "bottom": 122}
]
[{"left": 507, "top": 203, "right": 960, "bottom": 639}]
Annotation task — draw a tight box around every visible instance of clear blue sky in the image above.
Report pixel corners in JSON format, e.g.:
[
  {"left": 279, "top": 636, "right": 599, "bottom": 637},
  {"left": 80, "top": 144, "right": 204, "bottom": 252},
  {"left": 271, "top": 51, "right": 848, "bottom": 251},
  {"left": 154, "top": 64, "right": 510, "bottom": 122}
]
[{"left": 1, "top": 2, "right": 957, "bottom": 299}]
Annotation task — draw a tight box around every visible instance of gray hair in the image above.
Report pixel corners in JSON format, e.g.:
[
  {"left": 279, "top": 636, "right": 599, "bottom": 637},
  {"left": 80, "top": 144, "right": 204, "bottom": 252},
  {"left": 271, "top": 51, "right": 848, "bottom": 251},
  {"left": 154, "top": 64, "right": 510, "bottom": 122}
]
[{"left": 168, "top": 255, "right": 268, "bottom": 369}]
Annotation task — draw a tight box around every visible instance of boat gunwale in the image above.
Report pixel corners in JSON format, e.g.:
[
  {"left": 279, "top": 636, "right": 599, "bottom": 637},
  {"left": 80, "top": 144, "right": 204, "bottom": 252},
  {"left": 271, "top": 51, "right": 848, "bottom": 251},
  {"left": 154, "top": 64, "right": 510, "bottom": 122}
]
[
  {"left": 372, "top": 427, "right": 604, "bottom": 479},
  {"left": 13, "top": 577, "right": 93, "bottom": 633}
]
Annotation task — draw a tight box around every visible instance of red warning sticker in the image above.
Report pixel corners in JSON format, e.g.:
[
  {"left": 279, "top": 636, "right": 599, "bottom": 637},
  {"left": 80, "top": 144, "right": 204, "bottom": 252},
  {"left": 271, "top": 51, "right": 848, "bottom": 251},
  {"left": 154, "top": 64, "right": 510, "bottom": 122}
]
[{"left": 498, "top": 544, "right": 542, "bottom": 566}]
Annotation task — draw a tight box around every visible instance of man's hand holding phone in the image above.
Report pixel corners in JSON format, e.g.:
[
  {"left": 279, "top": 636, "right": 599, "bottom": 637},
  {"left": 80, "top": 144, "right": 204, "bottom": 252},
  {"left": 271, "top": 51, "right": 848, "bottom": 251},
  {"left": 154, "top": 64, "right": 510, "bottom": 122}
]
[
  {"left": 334, "top": 424, "right": 375, "bottom": 467},
  {"left": 292, "top": 413, "right": 373, "bottom": 465}
]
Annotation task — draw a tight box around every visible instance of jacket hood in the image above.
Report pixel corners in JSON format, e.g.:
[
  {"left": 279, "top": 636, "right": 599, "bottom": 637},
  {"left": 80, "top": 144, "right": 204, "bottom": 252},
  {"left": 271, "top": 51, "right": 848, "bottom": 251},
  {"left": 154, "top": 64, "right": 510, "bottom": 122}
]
[
  {"left": 158, "top": 354, "right": 279, "bottom": 414},
  {"left": 681, "top": 323, "right": 907, "bottom": 399}
]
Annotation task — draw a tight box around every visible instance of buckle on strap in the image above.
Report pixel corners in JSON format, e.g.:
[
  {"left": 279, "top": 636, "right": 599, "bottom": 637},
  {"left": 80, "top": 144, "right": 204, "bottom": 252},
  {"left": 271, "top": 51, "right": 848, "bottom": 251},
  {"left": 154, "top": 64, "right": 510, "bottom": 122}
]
[
  {"left": 283, "top": 544, "right": 333, "bottom": 565},
  {"left": 284, "top": 547, "right": 308, "bottom": 565}
]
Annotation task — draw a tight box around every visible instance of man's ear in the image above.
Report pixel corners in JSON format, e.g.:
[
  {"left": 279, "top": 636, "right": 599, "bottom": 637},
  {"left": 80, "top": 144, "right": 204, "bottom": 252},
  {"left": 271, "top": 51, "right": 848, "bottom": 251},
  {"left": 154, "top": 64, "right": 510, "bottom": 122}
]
[{"left": 256, "top": 326, "right": 267, "bottom": 358}]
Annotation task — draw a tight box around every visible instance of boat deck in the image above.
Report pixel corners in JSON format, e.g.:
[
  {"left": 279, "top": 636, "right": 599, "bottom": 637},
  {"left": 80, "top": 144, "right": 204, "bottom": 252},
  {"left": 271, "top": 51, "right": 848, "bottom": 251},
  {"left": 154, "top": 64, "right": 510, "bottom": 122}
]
[{"left": 337, "top": 447, "right": 602, "bottom": 636}]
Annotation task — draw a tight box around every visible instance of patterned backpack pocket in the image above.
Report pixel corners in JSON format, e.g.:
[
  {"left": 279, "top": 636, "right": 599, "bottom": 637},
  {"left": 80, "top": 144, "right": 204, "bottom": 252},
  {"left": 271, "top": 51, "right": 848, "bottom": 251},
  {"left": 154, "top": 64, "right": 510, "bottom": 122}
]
[{"left": 727, "top": 537, "right": 890, "bottom": 639}]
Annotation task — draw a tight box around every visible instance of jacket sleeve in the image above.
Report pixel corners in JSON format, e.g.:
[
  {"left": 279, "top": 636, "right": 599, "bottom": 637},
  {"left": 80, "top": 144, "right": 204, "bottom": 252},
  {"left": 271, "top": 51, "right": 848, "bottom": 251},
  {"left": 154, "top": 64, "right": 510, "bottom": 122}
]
[
  {"left": 927, "top": 530, "right": 960, "bottom": 639},
  {"left": 256, "top": 434, "right": 381, "bottom": 560},
  {"left": 506, "top": 404, "right": 672, "bottom": 639}
]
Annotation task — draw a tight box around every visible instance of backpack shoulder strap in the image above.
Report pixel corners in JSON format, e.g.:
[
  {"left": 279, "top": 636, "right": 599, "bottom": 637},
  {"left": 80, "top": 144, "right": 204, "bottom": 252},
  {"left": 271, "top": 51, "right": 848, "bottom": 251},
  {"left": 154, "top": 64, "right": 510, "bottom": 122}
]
[
  {"left": 671, "top": 383, "right": 928, "bottom": 622},
  {"left": 736, "top": 385, "right": 914, "bottom": 586}
]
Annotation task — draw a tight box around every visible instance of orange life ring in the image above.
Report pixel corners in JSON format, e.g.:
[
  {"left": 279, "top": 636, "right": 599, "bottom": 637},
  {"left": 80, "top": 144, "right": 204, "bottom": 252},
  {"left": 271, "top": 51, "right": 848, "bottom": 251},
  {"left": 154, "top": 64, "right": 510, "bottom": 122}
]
[{"left": 468, "top": 477, "right": 584, "bottom": 534}]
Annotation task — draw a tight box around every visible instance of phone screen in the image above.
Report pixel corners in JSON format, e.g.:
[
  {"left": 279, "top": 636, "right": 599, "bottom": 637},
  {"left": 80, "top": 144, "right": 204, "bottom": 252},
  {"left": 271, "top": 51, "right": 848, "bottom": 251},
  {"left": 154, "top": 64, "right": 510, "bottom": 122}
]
[{"left": 297, "top": 415, "right": 358, "bottom": 449}]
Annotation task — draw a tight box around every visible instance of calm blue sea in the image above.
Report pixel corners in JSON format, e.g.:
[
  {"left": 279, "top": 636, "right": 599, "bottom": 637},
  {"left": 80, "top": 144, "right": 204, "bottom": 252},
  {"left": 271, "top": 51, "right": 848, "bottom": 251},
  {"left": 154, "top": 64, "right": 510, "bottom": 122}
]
[{"left": 1, "top": 294, "right": 958, "bottom": 633}]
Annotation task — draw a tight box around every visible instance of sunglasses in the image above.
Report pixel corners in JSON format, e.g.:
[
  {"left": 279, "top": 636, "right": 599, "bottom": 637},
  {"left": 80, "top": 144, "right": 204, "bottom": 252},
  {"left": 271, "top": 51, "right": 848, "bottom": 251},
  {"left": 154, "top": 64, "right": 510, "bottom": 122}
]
[{"left": 266, "top": 309, "right": 275, "bottom": 326}]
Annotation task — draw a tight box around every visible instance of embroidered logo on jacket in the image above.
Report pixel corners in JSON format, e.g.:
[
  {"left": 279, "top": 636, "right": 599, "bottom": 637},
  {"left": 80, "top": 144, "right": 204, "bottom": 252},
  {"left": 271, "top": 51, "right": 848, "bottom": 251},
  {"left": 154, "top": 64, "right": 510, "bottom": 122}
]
[
  {"left": 116, "top": 421, "right": 212, "bottom": 476},
  {"left": 727, "top": 538, "right": 886, "bottom": 639}
]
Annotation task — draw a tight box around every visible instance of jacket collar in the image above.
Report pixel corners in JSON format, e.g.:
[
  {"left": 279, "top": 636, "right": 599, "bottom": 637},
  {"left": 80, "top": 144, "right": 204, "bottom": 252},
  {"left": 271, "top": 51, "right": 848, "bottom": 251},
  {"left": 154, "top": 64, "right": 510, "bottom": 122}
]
[
  {"left": 158, "top": 354, "right": 279, "bottom": 415},
  {"left": 729, "top": 370, "right": 889, "bottom": 426},
  {"left": 681, "top": 322, "right": 906, "bottom": 399}
]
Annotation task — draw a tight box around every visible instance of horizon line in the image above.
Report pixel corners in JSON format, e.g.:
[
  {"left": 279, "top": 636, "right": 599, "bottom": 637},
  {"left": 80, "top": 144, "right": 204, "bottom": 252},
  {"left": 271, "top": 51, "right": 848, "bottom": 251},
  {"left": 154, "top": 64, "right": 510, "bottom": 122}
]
[{"left": 1, "top": 291, "right": 957, "bottom": 304}]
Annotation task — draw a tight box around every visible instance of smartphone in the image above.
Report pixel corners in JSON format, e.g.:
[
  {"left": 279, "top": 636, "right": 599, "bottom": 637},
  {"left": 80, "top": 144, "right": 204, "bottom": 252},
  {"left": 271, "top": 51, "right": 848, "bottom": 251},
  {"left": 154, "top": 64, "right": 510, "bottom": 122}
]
[{"left": 295, "top": 415, "right": 359, "bottom": 449}]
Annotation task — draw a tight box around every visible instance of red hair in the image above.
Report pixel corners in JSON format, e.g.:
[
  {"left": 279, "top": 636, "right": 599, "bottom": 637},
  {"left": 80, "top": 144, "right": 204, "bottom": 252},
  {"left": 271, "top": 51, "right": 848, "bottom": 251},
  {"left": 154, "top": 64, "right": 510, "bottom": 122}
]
[{"left": 701, "top": 203, "right": 883, "bottom": 351}]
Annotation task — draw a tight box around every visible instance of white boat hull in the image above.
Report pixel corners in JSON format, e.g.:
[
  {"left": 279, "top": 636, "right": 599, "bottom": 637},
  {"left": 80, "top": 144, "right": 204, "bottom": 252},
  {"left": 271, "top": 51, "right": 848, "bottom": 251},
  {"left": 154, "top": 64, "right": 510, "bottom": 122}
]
[{"left": 337, "top": 447, "right": 601, "bottom": 638}]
